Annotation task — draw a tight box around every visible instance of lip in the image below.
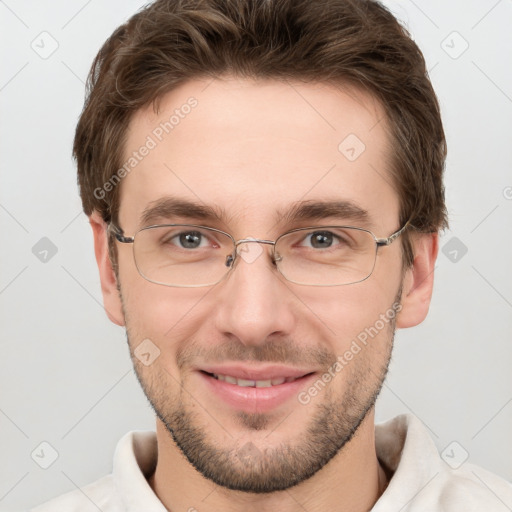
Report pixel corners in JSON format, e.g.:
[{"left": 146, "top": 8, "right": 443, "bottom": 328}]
[
  {"left": 198, "top": 363, "right": 314, "bottom": 381},
  {"left": 196, "top": 368, "right": 318, "bottom": 414}
]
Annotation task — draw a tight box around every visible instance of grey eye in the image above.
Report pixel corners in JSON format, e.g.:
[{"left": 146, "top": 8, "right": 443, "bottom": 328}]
[
  {"left": 309, "top": 231, "right": 334, "bottom": 248},
  {"left": 179, "top": 231, "right": 203, "bottom": 249}
]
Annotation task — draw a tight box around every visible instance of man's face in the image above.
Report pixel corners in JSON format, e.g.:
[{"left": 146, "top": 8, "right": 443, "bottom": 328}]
[{"left": 113, "top": 78, "right": 406, "bottom": 492}]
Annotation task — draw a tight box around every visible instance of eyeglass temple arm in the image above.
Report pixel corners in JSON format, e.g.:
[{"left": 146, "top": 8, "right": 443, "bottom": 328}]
[
  {"left": 107, "top": 223, "right": 134, "bottom": 244},
  {"left": 375, "top": 220, "right": 411, "bottom": 247}
]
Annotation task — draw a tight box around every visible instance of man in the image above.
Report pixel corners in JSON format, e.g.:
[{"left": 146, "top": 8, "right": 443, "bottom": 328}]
[{"left": 32, "top": 0, "right": 512, "bottom": 510}]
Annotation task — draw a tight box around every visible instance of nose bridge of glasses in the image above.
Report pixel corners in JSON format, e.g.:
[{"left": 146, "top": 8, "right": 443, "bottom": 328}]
[
  {"left": 235, "top": 238, "right": 276, "bottom": 247},
  {"left": 224, "top": 238, "right": 278, "bottom": 268}
]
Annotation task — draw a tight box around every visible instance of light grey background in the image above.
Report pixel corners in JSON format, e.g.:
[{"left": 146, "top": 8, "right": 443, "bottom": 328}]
[{"left": 1, "top": 1, "right": 511, "bottom": 510}]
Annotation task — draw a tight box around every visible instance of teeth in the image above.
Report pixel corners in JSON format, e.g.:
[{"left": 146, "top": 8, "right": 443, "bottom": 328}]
[
  {"left": 256, "top": 380, "right": 272, "bottom": 388},
  {"left": 211, "top": 373, "right": 298, "bottom": 387},
  {"left": 237, "top": 378, "right": 256, "bottom": 387}
]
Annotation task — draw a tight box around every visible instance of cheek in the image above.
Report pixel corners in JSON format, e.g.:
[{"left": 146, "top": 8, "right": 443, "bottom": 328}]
[
  {"left": 121, "top": 288, "right": 200, "bottom": 382},
  {"left": 295, "top": 277, "right": 399, "bottom": 344},
  {"left": 118, "top": 267, "right": 217, "bottom": 370}
]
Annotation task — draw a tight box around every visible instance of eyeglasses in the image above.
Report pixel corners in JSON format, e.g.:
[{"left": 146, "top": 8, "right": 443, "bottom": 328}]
[{"left": 108, "top": 221, "right": 410, "bottom": 287}]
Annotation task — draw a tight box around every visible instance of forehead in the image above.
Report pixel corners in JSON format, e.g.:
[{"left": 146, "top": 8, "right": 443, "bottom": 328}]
[{"left": 118, "top": 77, "right": 399, "bottom": 234}]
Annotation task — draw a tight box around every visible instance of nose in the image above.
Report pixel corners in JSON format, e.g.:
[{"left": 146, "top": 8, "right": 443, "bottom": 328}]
[{"left": 213, "top": 240, "right": 296, "bottom": 348}]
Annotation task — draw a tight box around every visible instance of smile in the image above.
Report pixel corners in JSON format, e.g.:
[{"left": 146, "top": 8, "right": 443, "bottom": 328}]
[
  {"left": 198, "top": 369, "right": 318, "bottom": 413},
  {"left": 208, "top": 372, "right": 302, "bottom": 387}
]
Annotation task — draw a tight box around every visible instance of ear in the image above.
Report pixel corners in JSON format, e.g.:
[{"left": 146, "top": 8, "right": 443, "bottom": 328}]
[
  {"left": 396, "top": 232, "right": 439, "bottom": 328},
  {"left": 89, "top": 211, "right": 125, "bottom": 326}
]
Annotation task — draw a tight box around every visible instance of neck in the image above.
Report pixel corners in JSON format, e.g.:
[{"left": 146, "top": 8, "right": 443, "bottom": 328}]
[{"left": 148, "top": 409, "right": 388, "bottom": 512}]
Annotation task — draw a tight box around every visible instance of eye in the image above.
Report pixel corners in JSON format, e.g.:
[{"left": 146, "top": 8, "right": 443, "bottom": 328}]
[
  {"left": 301, "top": 230, "right": 345, "bottom": 249},
  {"left": 166, "top": 230, "right": 212, "bottom": 249}
]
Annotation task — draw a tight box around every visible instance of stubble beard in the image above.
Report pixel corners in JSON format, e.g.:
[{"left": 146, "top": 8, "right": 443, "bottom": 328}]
[{"left": 123, "top": 289, "right": 400, "bottom": 493}]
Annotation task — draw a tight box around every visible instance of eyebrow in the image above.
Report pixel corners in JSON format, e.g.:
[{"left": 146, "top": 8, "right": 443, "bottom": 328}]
[
  {"left": 276, "top": 199, "right": 370, "bottom": 226},
  {"left": 138, "top": 196, "right": 370, "bottom": 229},
  {"left": 139, "top": 197, "right": 226, "bottom": 227}
]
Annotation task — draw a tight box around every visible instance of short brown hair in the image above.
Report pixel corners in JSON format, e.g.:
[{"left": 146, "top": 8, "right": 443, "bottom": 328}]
[{"left": 74, "top": 0, "right": 448, "bottom": 269}]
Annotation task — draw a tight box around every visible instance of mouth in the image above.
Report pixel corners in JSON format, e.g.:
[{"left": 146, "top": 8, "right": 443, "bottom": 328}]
[
  {"left": 196, "top": 367, "right": 319, "bottom": 414},
  {"left": 201, "top": 370, "right": 314, "bottom": 388}
]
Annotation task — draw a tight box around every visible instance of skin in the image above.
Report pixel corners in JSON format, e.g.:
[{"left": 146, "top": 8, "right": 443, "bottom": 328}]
[{"left": 90, "top": 77, "right": 438, "bottom": 512}]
